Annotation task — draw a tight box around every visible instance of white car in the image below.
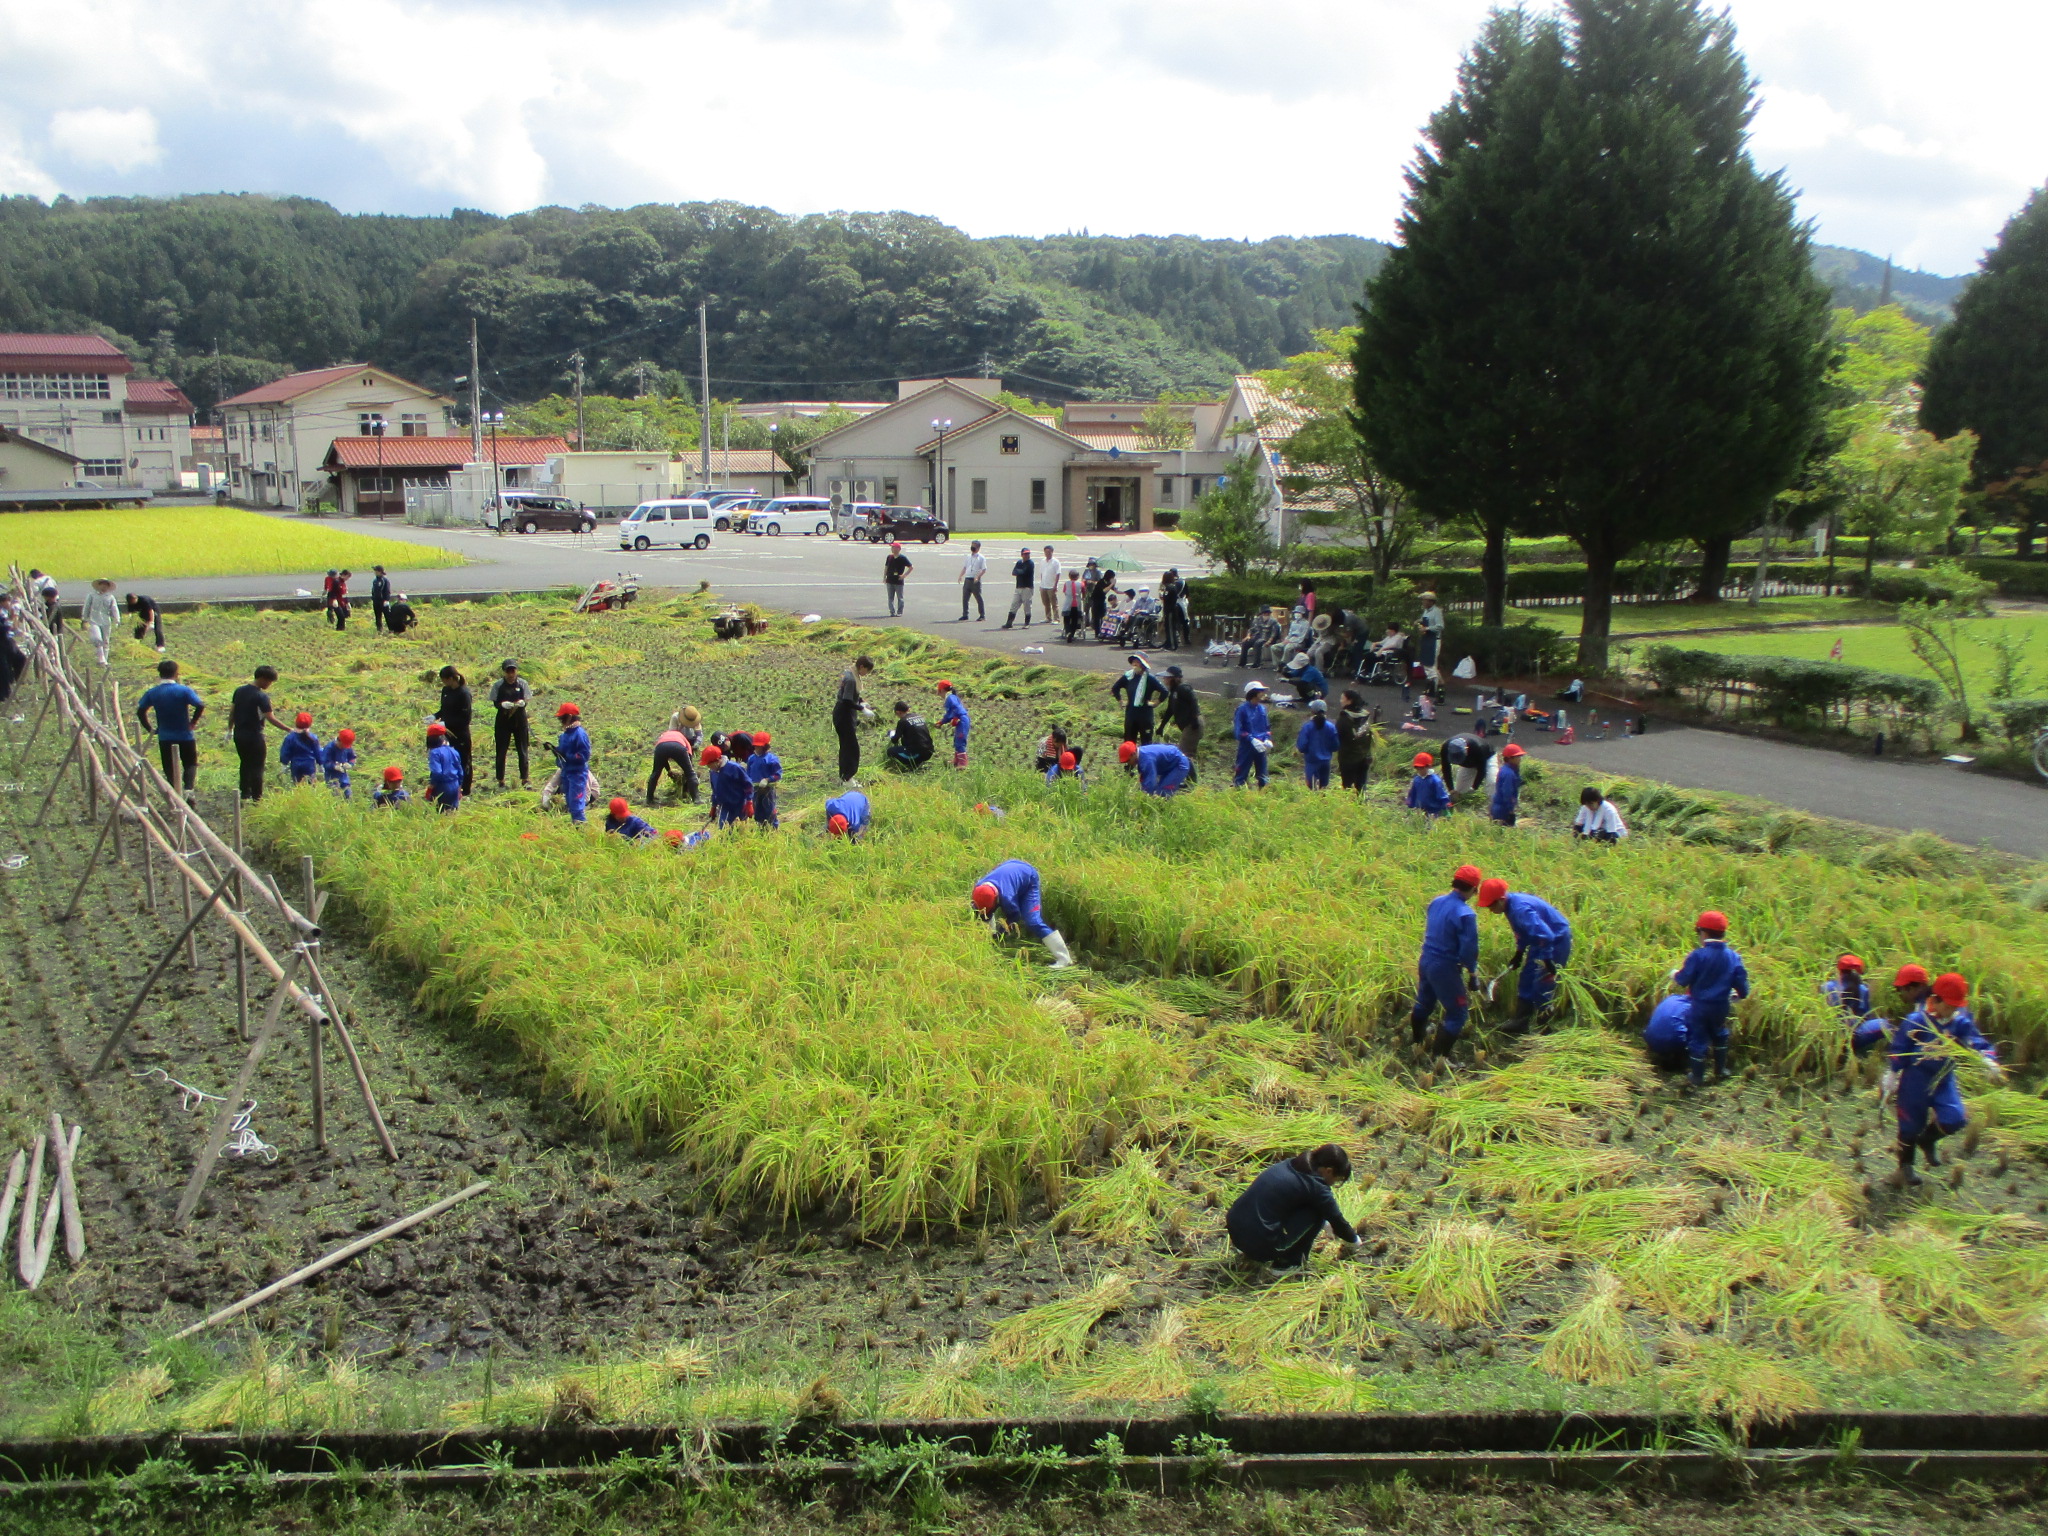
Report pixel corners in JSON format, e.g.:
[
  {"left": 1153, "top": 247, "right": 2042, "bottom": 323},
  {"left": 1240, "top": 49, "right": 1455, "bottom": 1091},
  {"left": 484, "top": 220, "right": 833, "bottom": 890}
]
[
  {"left": 619, "top": 499, "right": 718, "bottom": 550},
  {"left": 748, "top": 497, "right": 835, "bottom": 536}
]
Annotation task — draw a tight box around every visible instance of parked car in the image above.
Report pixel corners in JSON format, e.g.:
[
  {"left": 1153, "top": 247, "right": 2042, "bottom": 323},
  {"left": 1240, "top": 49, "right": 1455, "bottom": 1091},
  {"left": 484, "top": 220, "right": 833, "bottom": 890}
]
[
  {"left": 618, "top": 499, "right": 718, "bottom": 550},
  {"left": 840, "top": 504, "right": 949, "bottom": 544},
  {"left": 749, "top": 496, "right": 836, "bottom": 536},
  {"left": 709, "top": 496, "right": 766, "bottom": 531},
  {"left": 494, "top": 492, "right": 595, "bottom": 534}
]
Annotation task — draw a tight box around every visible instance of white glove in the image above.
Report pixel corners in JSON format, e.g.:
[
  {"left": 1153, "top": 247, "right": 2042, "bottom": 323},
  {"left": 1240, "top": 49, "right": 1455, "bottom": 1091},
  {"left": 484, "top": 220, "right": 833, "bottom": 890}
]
[
  {"left": 1880, "top": 1069, "right": 1899, "bottom": 1104},
  {"left": 1253, "top": 737, "right": 1272, "bottom": 754}
]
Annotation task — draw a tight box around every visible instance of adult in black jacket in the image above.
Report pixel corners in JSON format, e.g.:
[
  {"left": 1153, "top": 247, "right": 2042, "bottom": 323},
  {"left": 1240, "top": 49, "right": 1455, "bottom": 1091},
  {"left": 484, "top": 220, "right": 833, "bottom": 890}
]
[
  {"left": 1335, "top": 688, "right": 1376, "bottom": 792},
  {"left": 885, "top": 702, "right": 934, "bottom": 770},
  {"left": 1159, "top": 569, "right": 1187, "bottom": 650},
  {"left": 370, "top": 566, "right": 392, "bottom": 632},
  {"left": 384, "top": 593, "right": 418, "bottom": 635},
  {"left": 491, "top": 659, "right": 533, "bottom": 789},
  {"left": 1158, "top": 664, "right": 1203, "bottom": 780},
  {"left": 436, "top": 665, "right": 476, "bottom": 792},
  {"left": 1440, "top": 731, "right": 1495, "bottom": 798},
  {"left": 1110, "top": 654, "right": 1168, "bottom": 744},
  {"left": 1225, "top": 1144, "right": 1360, "bottom": 1269}
]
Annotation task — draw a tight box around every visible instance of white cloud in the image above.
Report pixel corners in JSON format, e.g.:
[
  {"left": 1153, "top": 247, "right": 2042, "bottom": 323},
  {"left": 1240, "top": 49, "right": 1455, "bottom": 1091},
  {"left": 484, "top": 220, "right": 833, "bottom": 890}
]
[
  {"left": 0, "top": 0, "right": 2040, "bottom": 272},
  {"left": 47, "top": 106, "right": 162, "bottom": 174}
]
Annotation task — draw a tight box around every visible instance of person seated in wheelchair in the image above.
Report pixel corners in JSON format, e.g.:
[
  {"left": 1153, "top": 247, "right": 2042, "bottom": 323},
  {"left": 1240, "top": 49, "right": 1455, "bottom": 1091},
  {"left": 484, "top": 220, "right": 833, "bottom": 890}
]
[
  {"left": 1097, "top": 594, "right": 1129, "bottom": 643},
  {"left": 1125, "top": 587, "right": 1161, "bottom": 647},
  {"left": 1364, "top": 623, "right": 1412, "bottom": 683},
  {"left": 1237, "top": 607, "right": 1282, "bottom": 667}
]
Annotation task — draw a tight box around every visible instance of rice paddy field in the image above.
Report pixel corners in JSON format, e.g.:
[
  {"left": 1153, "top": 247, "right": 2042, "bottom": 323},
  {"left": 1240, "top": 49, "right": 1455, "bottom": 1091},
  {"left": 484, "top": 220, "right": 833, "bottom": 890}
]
[
  {"left": 6, "top": 588, "right": 2048, "bottom": 1461},
  {"left": 0, "top": 506, "right": 467, "bottom": 581}
]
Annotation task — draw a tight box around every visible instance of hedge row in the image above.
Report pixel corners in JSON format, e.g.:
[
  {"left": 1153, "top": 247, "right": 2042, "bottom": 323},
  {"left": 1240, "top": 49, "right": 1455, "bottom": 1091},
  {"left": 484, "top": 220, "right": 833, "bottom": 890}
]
[
  {"left": 1643, "top": 645, "right": 1940, "bottom": 732},
  {"left": 1187, "top": 560, "right": 1843, "bottom": 616},
  {"left": 1965, "top": 558, "right": 2048, "bottom": 598},
  {"left": 1990, "top": 697, "right": 2048, "bottom": 744}
]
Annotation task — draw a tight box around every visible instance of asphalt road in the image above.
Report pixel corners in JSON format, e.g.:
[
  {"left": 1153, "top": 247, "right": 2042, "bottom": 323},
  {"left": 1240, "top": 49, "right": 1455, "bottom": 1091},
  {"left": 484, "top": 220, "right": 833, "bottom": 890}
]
[{"left": 134, "top": 512, "right": 2048, "bottom": 859}]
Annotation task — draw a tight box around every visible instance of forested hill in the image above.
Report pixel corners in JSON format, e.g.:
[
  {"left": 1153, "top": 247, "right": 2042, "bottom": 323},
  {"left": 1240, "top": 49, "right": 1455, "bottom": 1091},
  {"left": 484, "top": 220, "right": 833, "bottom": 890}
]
[{"left": 0, "top": 193, "right": 1960, "bottom": 414}]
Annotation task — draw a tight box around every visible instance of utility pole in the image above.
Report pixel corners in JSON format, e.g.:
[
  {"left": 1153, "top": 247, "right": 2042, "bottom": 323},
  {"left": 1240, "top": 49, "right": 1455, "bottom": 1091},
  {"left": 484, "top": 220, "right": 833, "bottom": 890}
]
[
  {"left": 633, "top": 362, "right": 651, "bottom": 399},
  {"left": 570, "top": 350, "right": 586, "bottom": 450},
  {"left": 468, "top": 319, "right": 483, "bottom": 461},
  {"left": 697, "top": 301, "right": 711, "bottom": 494}
]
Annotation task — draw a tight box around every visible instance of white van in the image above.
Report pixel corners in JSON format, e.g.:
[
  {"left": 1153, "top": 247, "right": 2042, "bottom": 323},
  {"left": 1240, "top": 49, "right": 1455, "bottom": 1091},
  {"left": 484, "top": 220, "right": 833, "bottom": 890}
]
[{"left": 619, "top": 499, "right": 717, "bottom": 550}]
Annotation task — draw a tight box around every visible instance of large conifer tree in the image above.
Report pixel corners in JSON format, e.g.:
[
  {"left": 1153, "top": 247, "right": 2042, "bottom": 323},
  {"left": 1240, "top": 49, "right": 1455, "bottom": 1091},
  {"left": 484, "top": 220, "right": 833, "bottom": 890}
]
[{"left": 1356, "top": 0, "right": 1833, "bottom": 667}]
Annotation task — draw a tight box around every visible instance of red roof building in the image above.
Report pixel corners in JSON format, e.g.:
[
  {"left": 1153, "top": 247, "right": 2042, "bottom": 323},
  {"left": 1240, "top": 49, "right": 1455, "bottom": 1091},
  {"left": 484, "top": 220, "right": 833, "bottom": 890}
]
[{"left": 320, "top": 435, "right": 569, "bottom": 517}]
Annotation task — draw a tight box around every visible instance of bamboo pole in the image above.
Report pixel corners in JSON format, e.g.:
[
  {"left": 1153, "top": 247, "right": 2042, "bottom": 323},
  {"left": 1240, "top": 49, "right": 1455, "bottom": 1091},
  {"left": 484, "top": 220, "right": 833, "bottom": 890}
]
[
  {"left": 32, "top": 725, "right": 83, "bottom": 828},
  {"left": 24, "top": 1126, "right": 79, "bottom": 1290},
  {"left": 58, "top": 792, "right": 126, "bottom": 921},
  {"left": 15, "top": 1133, "right": 43, "bottom": 1285},
  {"left": 90, "top": 865, "right": 240, "bottom": 1076},
  {"left": 173, "top": 952, "right": 303, "bottom": 1228},
  {"left": 232, "top": 794, "right": 248, "bottom": 1040},
  {"left": 0, "top": 1150, "right": 22, "bottom": 1258},
  {"left": 49, "top": 1112, "right": 83, "bottom": 1264},
  {"left": 171, "top": 1182, "right": 492, "bottom": 1338}
]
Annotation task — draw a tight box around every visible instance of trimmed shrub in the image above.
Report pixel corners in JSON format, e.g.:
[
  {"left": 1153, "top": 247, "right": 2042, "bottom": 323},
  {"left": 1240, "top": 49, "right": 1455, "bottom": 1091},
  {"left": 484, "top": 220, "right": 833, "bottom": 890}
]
[
  {"left": 1966, "top": 558, "right": 2048, "bottom": 598},
  {"left": 1442, "top": 621, "right": 1575, "bottom": 678},
  {"left": 1988, "top": 697, "right": 2048, "bottom": 745},
  {"left": 1643, "top": 647, "right": 1940, "bottom": 733}
]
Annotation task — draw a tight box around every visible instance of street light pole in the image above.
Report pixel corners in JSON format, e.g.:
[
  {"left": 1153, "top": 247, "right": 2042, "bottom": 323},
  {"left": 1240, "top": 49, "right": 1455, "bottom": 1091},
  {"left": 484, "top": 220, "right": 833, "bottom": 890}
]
[
  {"left": 483, "top": 410, "right": 506, "bottom": 533},
  {"left": 767, "top": 422, "right": 779, "bottom": 496},
  {"left": 370, "top": 413, "right": 386, "bottom": 519}
]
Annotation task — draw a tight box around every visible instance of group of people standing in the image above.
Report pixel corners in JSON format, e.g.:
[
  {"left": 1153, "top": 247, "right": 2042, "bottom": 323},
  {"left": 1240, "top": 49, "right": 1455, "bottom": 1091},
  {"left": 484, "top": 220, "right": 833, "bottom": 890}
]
[{"left": 943, "top": 543, "right": 1191, "bottom": 648}]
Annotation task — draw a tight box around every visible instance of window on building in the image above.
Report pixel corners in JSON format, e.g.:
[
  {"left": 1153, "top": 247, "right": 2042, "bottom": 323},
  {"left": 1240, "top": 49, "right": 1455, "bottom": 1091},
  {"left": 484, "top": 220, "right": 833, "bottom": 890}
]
[
  {"left": 400, "top": 413, "right": 428, "bottom": 437},
  {"left": 1188, "top": 476, "right": 1206, "bottom": 500},
  {"left": 0, "top": 372, "right": 111, "bottom": 400},
  {"left": 1158, "top": 475, "right": 1176, "bottom": 502},
  {"left": 882, "top": 478, "right": 899, "bottom": 505},
  {"left": 260, "top": 421, "right": 273, "bottom": 441},
  {"left": 971, "top": 478, "right": 988, "bottom": 513},
  {"left": 103, "top": 410, "right": 123, "bottom": 425},
  {"left": 358, "top": 414, "right": 382, "bottom": 436},
  {"left": 79, "top": 459, "right": 126, "bottom": 478},
  {"left": 1000, "top": 435, "right": 1020, "bottom": 455},
  {"left": 1030, "top": 479, "right": 1047, "bottom": 513},
  {"left": 504, "top": 467, "right": 529, "bottom": 487}
]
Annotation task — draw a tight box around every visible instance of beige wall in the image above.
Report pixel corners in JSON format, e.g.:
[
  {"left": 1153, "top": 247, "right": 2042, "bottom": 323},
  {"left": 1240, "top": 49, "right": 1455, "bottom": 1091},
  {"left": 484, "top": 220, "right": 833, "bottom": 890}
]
[
  {"left": 0, "top": 433, "right": 82, "bottom": 492},
  {"left": 224, "top": 371, "right": 454, "bottom": 508}
]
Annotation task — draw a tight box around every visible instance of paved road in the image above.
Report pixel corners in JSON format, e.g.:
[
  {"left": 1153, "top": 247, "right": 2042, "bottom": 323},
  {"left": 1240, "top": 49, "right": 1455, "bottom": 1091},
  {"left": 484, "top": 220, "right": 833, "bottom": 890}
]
[{"left": 134, "top": 512, "right": 2048, "bottom": 859}]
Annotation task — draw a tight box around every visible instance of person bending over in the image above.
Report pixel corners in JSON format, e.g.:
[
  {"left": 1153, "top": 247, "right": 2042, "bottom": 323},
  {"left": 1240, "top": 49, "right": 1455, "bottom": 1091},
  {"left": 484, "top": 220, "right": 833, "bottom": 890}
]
[{"left": 1225, "top": 1143, "right": 1360, "bottom": 1270}]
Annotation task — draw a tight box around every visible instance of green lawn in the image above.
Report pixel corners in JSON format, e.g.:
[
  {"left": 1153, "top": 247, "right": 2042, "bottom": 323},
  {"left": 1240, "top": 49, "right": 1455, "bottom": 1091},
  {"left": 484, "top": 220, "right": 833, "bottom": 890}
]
[
  {"left": 1521, "top": 596, "right": 1898, "bottom": 635},
  {"left": 1641, "top": 609, "right": 2048, "bottom": 693},
  {"left": 0, "top": 507, "right": 467, "bottom": 581}
]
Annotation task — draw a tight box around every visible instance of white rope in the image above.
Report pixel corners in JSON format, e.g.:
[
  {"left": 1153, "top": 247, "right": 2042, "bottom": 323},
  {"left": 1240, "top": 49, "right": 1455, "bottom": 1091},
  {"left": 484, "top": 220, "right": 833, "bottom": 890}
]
[{"left": 132, "top": 1067, "right": 279, "bottom": 1162}]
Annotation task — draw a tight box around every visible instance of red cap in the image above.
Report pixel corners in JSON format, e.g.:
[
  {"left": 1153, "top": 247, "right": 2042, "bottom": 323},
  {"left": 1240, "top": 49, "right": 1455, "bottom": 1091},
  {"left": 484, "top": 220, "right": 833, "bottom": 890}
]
[
  {"left": 937, "top": 679, "right": 953, "bottom": 692},
  {"left": 1118, "top": 741, "right": 1138, "bottom": 763},
  {"left": 1452, "top": 864, "right": 1482, "bottom": 889},
  {"left": 556, "top": 701, "right": 580, "bottom": 718},
  {"left": 294, "top": 711, "right": 313, "bottom": 728},
  {"left": 1931, "top": 972, "right": 1968, "bottom": 1005},
  {"left": 1837, "top": 954, "right": 1865, "bottom": 972},
  {"left": 754, "top": 731, "right": 771, "bottom": 746},
  {"left": 1501, "top": 742, "right": 1526, "bottom": 759},
  {"left": 608, "top": 797, "right": 629, "bottom": 819},
  {"left": 971, "top": 883, "right": 999, "bottom": 912},
  {"left": 1058, "top": 750, "right": 1077, "bottom": 771},
  {"left": 427, "top": 721, "right": 447, "bottom": 737},
  {"left": 1696, "top": 910, "right": 1729, "bottom": 934},
  {"left": 700, "top": 745, "right": 723, "bottom": 765},
  {"left": 1476, "top": 878, "right": 1508, "bottom": 908},
  {"left": 336, "top": 729, "right": 355, "bottom": 746},
  {"left": 663, "top": 828, "right": 686, "bottom": 846},
  {"left": 1412, "top": 752, "right": 1433, "bottom": 769},
  {"left": 892, "top": 541, "right": 902, "bottom": 551},
  {"left": 828, "top": 813, "right": 850, "bottom": 836},
  {"left": 1894, "top": 963, "right": 1930, "bottom": 988},
  {"left": 382, "top": 765, "right": 403, "bottom": 784}
]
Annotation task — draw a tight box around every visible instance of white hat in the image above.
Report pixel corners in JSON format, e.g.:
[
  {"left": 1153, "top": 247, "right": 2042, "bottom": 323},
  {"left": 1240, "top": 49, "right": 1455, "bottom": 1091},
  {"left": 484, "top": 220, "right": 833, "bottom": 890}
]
[
  {"left": 1309, "top": 698, "right": 1328, "bottom": 712},
  {"left": 1287, "top": 652, "right": 1309, "bottom": 669},
  {"left": 1244, "top": 680, "right": 1268, "bottom": 696}
]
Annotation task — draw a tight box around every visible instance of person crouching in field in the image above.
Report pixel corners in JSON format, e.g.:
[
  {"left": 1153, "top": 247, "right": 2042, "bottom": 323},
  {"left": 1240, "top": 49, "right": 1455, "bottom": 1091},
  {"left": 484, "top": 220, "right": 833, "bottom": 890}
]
[
  {"left": 426, "top": 723, "right": 464, "bottom": 811},
  {"left": 321, "top": 728, "right": 357, "bottom": 800},
  {"left": 605, "top": 796, "right": 656, "bottom": 840},
  {"left": 373, "top": 765, "right": 410, "bottom": 807},
  {"left": 1226, "top": 1144, "right": 1361, "bottom": 1271},
  {"left": 278, "top": 711, "right": 322, "bottom": 787},
  {"left": 705, "top": 744, "right": 752, "bottom": 827}
]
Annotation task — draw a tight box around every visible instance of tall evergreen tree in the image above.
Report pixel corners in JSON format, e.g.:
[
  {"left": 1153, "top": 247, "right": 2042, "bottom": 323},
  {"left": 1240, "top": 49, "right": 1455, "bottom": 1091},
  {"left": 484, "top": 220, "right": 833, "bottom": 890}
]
[
  {"left": 1920, "top": 185, "right": 2048, "bottom": 558},
  {"left": 1357, "top": 0, "right": 1833, "bottom": 667}
]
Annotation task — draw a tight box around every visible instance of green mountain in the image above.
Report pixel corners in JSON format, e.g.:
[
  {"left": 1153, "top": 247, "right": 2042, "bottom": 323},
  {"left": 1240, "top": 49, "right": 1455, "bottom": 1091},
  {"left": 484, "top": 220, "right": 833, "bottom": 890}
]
[
  {"left": 0, "top": 193, "right": 1963, "bottom": 414},
  {"left": 1810, "top": 244, "right": 1967, "bottom": 327}
]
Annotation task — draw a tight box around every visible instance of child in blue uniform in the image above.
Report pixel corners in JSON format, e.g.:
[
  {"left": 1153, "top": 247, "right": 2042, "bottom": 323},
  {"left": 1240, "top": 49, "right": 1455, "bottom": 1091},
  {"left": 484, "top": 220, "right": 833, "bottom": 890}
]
[
  {"left": 1854, "top": 971, "right": 2002, "bottom": 1185},
  {"left": 373, "top": 765, "right": 410, "bottom": 807},
  {"left": 825, "top": 788, "right": 871, "bottom": 840},
  {"left": 970, "top": 859, "right": 1075, "bottom": 968},
  {"left": 1123, "top": 740, "right": 1192, "bottom": 797},
  {"left": 1475, "top": 878, "right": 1572, "bottom": 1031},
  {"left": 1232, "top": 681, "right": 1272, "bottom": 788},
  {"left": 278, "top": 711, "right": 322, "bottom": 785},
  {"left": 1824, "top": 954, "right": 1874, "bottom": 1024},
  {"left": 938, "top": 680, "right": 970, "bottom": 768},
  {"left": 1295, "top": 699, "right": 1337, "bottom": 789},
  {"left": 604, "top": 796, "right": 656, "bottom": 840},
  {"left": 425, "top": 722, "right": 464, "bottom": 811},
  {"left": 552, "top": 702, "right": 592, "bottom": 824},
  {"left": 1670, "top": 910, "right": 1749, "bottom": 1087},
  {"left": 1411, "top": 864, "right": 1482, "bottom": 1056},
  {"left": 746, "top": 730, "right": 782, "bottom": 827},
  {"left": 1489, "top": 742, "right": 1525, "bottom": 825},
  {"left": 321, "top": 728, "right": 357, "bottom": 800},
  {"left": 1406, "top": 751, "right": 1449, "bottom": 819},
  {"left": 1642, "top": 995, "right": 1693, "bottom": 1071},
  {"left": 705, "top": 744, "right": 752, "bottom": 826}
]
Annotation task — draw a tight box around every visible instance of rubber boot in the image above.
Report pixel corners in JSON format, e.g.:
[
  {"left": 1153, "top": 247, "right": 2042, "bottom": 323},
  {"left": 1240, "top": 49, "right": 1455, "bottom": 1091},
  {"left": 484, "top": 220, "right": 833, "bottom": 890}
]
[
  {"left": 1918, "top": 1128, "right": 1943, "bottom": 1168},
  {"left": 1500, "top": 995, "right": 1535, "bottom": 1039},
  {"left": 1043, "top": 931, "right": 1075, "bottom": 970},
  {"left": 1429, "top": 1027, "right": 1457, "bottom": 1059},
  {"left": 1713, "top": 1046, "right": 1731, "bottom": 1082},
  {"left": 1687, "top": 1057, "right": 1706, "bottom": 1090},
  {"left": 1410, "top": 1012, "right": 1430, "bottom": 1047},
  {"left": 1895, "top": 1141, "right": 1922, "bottom": 1186}
]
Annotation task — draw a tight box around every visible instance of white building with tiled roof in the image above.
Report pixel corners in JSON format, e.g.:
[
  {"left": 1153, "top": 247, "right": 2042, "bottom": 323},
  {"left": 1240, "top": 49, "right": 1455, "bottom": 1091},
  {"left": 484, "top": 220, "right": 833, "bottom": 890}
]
[
  {"left": 320, "top": 433, "right": 567, "bottom": 517},
  {"left": 218, "top": 363, "right": 455, "bottom": 509},
  {"left": 0, "top": 333, "right": 194, "bottom": 490}
]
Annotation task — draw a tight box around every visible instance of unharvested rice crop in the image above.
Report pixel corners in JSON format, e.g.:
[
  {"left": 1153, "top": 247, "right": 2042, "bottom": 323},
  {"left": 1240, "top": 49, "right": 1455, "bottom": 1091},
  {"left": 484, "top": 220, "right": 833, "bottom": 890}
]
[{"left": 10, "top": 506, "right": 466, "bottom": 580}]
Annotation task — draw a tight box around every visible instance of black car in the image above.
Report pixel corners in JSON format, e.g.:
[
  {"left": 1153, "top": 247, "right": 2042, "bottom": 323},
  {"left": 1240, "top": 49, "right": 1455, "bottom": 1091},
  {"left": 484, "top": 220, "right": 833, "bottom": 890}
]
[
  {"left": 844, "top": 506, "right": 949, "bottom": 544},
  {"left": 495, "top": 494, "right": 595, "bottom": 534}
]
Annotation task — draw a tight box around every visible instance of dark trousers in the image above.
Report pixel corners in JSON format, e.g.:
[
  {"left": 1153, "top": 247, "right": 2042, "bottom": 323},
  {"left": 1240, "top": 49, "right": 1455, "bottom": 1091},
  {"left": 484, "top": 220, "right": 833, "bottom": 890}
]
[
  {"left": 158, "top": 738, "right": 198, "bottom": 795},
  {"left": 133, "top": 612, "right": 164, "bottom": 647},
  {"left": 1122, "top": 706, "right": 1156, "bottom": 745},
  {"left": 834, "top": 700, "right": 860, "bottom": 781},
  {"left": 234, "top": 733, "right": 267, "bottom": 800},
  {"left": 1227, "top": 1208, "right": 1321, "bottom": 1269},
  {"left": 449, "top": 730, "right": 474, "bottom": 793},
  {"left": 1162, "top": 604, "right": 1186, "bottom": 650},
  {"left": 1339, "top": 757, "right": 1372, "bottom": 792},
  {"left": 373, "top": 599, "right": 388, "bottom": 632},
  {"left": 960, "top": 579, "right": 983, "bottom": 621},
  {"left": 648, "top": 740, "right": 698, "bottom": 802},
  {"left": 1178, "top": 726, "right": 1202, "bottom": 783},
  {"left": 495, "top": 715, "right": 531, "bottom": 784}
]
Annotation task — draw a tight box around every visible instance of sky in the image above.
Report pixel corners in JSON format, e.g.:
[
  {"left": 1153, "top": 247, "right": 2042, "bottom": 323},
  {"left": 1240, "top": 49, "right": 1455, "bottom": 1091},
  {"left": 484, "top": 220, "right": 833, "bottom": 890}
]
[{"left": 0, "top": 0, "right": 2039, "bottom": 276}]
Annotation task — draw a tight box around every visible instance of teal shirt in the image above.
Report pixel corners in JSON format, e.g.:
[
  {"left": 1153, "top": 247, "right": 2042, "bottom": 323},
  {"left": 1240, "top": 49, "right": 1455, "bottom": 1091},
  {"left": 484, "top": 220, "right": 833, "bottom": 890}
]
[{"left": 137, "top": 681, "right": 204, "bottom": 743}]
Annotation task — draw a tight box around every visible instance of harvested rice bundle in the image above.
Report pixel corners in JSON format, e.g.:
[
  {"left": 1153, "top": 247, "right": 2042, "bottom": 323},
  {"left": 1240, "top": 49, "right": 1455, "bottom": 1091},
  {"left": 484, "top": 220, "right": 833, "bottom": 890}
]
[{"left": 1533, "top": 1271, "right": 1648, "bottom": 1385}]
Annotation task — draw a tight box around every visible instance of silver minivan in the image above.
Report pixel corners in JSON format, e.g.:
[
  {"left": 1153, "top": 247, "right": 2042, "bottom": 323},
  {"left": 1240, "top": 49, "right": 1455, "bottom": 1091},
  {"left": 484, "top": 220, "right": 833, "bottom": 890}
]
[{"left": 619, "top": 499, "right": 717, "bottom": 550}]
